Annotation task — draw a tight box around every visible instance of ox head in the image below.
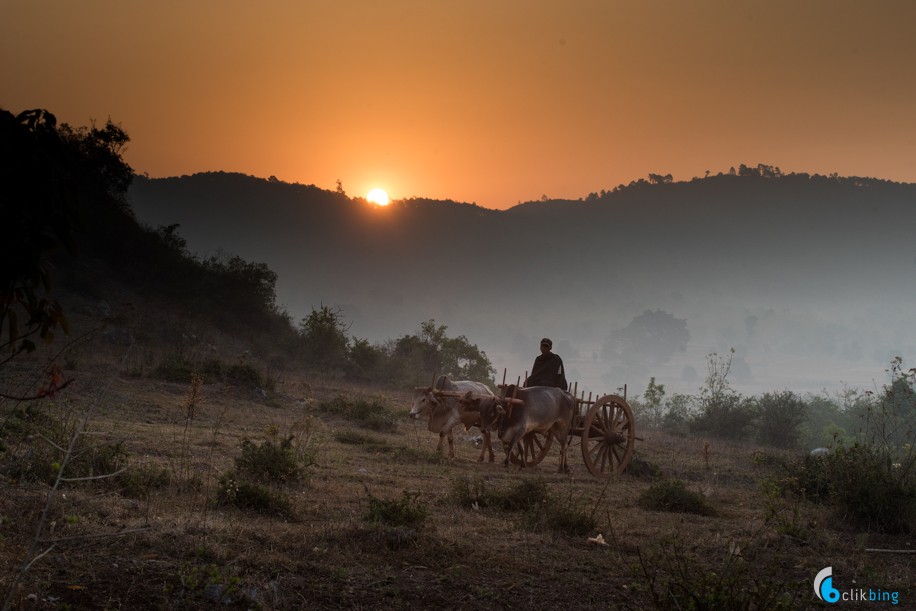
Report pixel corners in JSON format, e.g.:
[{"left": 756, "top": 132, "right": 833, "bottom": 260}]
[
  {"left": 459, "top": 392, "right": 503, "bottom": 431},
  {"left": 409, "top": 386, "right": 440, "bottom": 419}
]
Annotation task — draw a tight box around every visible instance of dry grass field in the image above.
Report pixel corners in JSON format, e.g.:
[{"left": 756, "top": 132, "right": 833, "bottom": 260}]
[{"left": 1, "top": 345, "right": 914, "bottom": 610}]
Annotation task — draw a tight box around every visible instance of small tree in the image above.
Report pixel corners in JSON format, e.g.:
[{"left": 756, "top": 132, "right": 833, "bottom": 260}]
[
  {"left": 391, "top": 320, "right": 495, "bottom": 386},
  {"left": 756, "top": 390, "right": 806, "bottom": 449},
  {"left": 641, "top": 377, "right": 666, "bottom": 429},
  {"left": 299, "top": 305, "right": 350, "bottom": 371},
  {"left": 690, "top": 349, "right": 755, "bottom": 441}
]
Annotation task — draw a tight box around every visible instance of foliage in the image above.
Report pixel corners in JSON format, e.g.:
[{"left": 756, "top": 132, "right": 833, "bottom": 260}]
[
  {"left": 638, "top": 535, "right": 801, "bottom": 610},
  {"left": 0, "top": 109, "right": 82, "bottom": 360},
  {"left": 449, "top": 476, "right": 595, "bottom": 536},
  {"left": 119, "top": 462, "right": 172, "bottom": 498},
  {"left": 234, "top": 434, "right": 307, "bottom": 483},
  {"left": 773, "top": 361, "right": 916, "bottom": 533},
  {"left": 635, "top": 377, "right": 667, "bottom": 429},
  {"left": 202, "top": 255, "right": 280, "bottom": 326},
  {"left": 690, "top": 350, "right": 756, "bottom": 441},
  {"left": 318, "top": 396, "right": 398, "bottom": 432},
  {"left": 755, "top": 390, "right": 806, "bottom": 449},
  {"left": 0, "top": 401, "right": 127, "bottom": 486},
  {"left": 638, "top": 479, "right": 716, "bottom": 516},
  {"left": 660, "top": 393, "right": 693, "bottom": 436},
  {"left": 390, "top": 320, "right": 496, "bottom": 386},
  {"left": 365, "top": 490, "right": 428, "bottom": 527},
  {"left": 216, "top": 472, "right": 293, "bottom": 516},
  {"left": 299, "top": 305, "right": 350, "bottom": 371},
  {"left": 603, "top": 309, "right": 689, "bottom": 366}
]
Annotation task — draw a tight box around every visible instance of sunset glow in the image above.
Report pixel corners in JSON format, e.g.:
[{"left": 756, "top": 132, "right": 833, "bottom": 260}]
[
  {"left": 366, "top": 188, "right": 389, "bottom": 206},
  {"left": 3, "top": 2, "right": 915, "bottom": 209}
]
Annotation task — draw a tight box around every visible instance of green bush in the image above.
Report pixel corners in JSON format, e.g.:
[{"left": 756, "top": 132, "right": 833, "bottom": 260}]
[
  {"left": 224, "top": 363, "right": 265, "bottom": 389},
  {"left": 775, "top": 444, "right": 915, "bottom": 533},
  {"left": 639, "top": 535, "right": 801, "bottom": 610},
  {"left": 153, "top": 359, "right": 195, "bottom": 382},
  {"left": 235, "top": 435, "right": 305, "bottom": 483},
  {"left": 691, "top": 394, "right": 756, "bottom": 441},
  {"left": 119, "top": 462, "right": 171, "bottom": 498},
  {"left": 216, "top": 472, "right": 292, "bottom": 516},
  {"left": 756, "top": 391, "right": 806, "bottom": 449},
  {"left": 366, "top": 490, "right": 428, "bottom": 527},
  {"left": 449, "top": 476, "right": 595, "bottom": 536},
  {"left": 638, "top": 479, "right": 716, "bottom": 516},
  {"left": 318, "top": 396, "right": 397, "bottom": 432},
  {"left": 828, "top": 444, "right": 915, "bottom": 533}
]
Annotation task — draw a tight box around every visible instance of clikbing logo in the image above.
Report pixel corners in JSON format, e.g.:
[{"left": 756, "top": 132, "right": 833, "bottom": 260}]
[
  {"left": 814, "top": 566, "right": 900, "bottom": 605},
  {"left": 814, "top": 567, "right": 840, "bottom": 603}
]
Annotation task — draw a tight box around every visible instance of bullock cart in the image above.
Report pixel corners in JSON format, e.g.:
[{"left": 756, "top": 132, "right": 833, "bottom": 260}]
[
  {"left": 430, "top": 379, "right": 637, "bottom": 478},
  {"left": 499, "top": 382, "right": 637, "bottom": 478}
]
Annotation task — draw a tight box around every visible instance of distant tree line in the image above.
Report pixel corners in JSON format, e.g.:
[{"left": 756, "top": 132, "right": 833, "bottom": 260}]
[
  {"left": 299, "top": 309, "right": 496, "bottom": 387},
  {"left": 1, "top": 107, "right": 495, "bottom": 392},
  {"left": 581, "top": 163, "right": 900, "bottom": 203}
]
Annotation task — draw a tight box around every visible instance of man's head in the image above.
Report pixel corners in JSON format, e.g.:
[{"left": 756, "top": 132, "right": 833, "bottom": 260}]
[{"left": 540, "top": 337, "right": 552, "bottom": 354}]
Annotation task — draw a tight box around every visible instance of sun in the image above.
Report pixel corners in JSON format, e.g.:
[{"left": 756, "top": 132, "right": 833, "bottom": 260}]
[{"left": 366, "top": 188, "right": 390, "bottom": 206}]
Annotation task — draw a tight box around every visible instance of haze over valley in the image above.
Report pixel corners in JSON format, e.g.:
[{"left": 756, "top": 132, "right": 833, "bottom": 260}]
[{"left": 129, "top": 169, "right": 916, "bottom": 398}]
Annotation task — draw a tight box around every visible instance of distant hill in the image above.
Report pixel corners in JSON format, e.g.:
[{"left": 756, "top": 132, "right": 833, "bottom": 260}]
[{"left": 128, "top": 170, "right": 916, "bottom": 396}]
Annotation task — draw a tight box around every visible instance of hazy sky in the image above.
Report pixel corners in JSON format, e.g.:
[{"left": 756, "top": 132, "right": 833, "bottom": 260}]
[{"left": 4, "top": 1, "right": 915, "bottom": 209}]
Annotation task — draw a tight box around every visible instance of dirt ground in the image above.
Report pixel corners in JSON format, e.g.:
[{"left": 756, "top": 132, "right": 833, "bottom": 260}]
[{"left": 1, "top": 353, "right": 914, "bottom": 610}]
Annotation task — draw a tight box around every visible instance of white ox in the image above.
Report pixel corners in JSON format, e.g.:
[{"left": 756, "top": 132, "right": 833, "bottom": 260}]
[
  {"left": 409, "top": 375, "right": 496, "bottom": 461},
  {"left": 466, "top": 385, "right": 575, "bottom": 472}
]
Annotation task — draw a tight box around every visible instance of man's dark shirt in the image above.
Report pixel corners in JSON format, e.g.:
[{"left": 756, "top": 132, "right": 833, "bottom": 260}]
[{"left": 527, "top": 352, "right": 568, "bottom": 390}]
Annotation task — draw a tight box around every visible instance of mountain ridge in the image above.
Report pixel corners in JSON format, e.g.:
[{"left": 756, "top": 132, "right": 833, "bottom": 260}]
[{"left": 128, "top": 170, "right": 916, "bottom": 395}]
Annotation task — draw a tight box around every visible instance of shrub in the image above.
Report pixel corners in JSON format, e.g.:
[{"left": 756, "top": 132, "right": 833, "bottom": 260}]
[
  {"left": 119, "top": 462, "right": 171, "bottom": 498},
  {"left": 216, "top": 472, "right": 292, "bottom": 516},
  {"left": 828, "top": 443, "right": 915, "bottom": 533},
  {"left": 366, "top": 490, "right": 428, "bottom": 527},
  {"left": 756, "top": 391, "right": 806, "bottom": 449},
  {"left": 449, "top": 476, "right": 595, "bottom": 536},
  {"left": 318, "top": 396, "right": 397, "bottom": 432},
  {"left": 235, "top": 435, "right": 304, "bottom": 483},
  {"left": 224, "top": 363, "right": 264, "bottom": 389},
  {"left": 775, "top": 444, "right": 916, "bottom": 533},
  {"left": 638, "top": 535, "right": 802, "bottom": 610},
  {"left": 691, "top": 394, "right": 756, "bottom": 441},
  {"left": 638, "top": 479, "right": 716, "bottom": 516}
]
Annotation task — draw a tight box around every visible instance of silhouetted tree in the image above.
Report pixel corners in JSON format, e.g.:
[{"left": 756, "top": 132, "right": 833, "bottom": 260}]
[
  {"left": 299, "top": 305, "right": 350, "bottom": 370},
  {"left": 1, "top": 109, "right": 84, "bottom": 360},
  {"left": 392, "top": 320, "right": 495, "bottom": 385},
  {"left": 602, "top": 309, "right": 689, "bottom": 365}
]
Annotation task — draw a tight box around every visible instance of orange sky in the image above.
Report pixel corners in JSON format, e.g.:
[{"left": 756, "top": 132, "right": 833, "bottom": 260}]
[{"left": 3, "top": 1, "right": 915, "bottom": 210}]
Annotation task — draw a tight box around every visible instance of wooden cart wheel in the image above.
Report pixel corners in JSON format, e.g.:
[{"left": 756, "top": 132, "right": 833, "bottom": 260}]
[
  {"left": 508, "top": 430, "right": 553, "bottom": 466},
  {"left": 581, "top": 394, "right": 636, "bottom": 477}
]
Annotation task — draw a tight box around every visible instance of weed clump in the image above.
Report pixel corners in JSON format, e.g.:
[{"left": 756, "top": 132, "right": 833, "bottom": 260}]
[
  {"left": 638, "top": 535, "right": 802, "bottom": 610},
  {"left": 235, "top": 435, "right": 304, "bottom": 483},
  {"left": 119, "top": 462, "right": 172, "bottom": 498},
  {"left": 366, "top": 490, "right": 428, "bottom": 527},
  {"left": 638, "top": 479, "right": 716, "bottom": 516},
  {"left": 450, "top": 476, "right": 596, "bottom": 536},
  {"left": 777, "top": 443, "right": 916, "bottom": 533},
  {"left": 318, "top": 396, "right": 397, "bottom": 432},
  {"left": 216, "top": 473, "right": 292, "bottom": 516}
]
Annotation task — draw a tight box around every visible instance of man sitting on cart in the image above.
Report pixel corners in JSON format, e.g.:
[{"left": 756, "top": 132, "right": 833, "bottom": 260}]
[{"left": 525, "top": 337, "right": 568, "bottom": 390}]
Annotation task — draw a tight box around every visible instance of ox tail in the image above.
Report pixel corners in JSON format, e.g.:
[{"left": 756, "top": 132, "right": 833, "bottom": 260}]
[{"left": 564, "top": 392, "right": 577, "bottom": 445}]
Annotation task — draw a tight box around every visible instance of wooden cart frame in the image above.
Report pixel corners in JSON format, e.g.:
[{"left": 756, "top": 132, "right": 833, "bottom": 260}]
[
  {"left": 499, "top": 383, "right": 637, "bottom": 478},
  {"left": 426, "top": 374, "right": 638, "bottom": 478}
]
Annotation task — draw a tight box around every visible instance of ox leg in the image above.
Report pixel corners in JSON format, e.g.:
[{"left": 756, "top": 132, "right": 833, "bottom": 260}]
[
  {"left": 556, "top": 427, "right": 571, "bottom": 473},
  {"left": 436, "top": 432, "right": 446, "bottom": 456},
  {"left": 477, "top": 430, "right": 495, "bottom": 463},
  {"left": 506, "top": 432, "right": 526, "bottom": 469},
  {"left": 447, "top": 427, "right": 456, "bottom": 459}
]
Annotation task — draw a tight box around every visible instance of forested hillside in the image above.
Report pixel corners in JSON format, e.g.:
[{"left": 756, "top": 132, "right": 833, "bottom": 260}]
[{"left": 129, "top": 168, "right": 916, "bottom": 395}]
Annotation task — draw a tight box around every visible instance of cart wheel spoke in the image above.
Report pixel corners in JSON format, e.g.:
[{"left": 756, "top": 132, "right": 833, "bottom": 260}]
[{"left": 580, "top": 395, "right": 637, "bottom": 477}]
